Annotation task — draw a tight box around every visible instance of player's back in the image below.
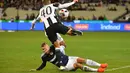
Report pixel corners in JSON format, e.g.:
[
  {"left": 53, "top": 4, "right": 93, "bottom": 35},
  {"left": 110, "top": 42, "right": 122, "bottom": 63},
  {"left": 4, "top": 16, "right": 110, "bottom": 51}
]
[
  {"left": 39, "top": 3, "right": 60, "bottom": 29},
  {"left": 39, "top": 4, "right": 58, "bottom": 19},
  {"left": 31, "top": 1, "right": 76, "bottom": 29}
]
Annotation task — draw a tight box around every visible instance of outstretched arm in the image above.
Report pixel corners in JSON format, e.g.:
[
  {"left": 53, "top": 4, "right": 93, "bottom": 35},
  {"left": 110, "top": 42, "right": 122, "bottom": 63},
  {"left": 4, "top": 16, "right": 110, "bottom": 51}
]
[
  {"left": 54, "top": 0, "right": 78, "bottom": 9},
  {"left": 30, "top": 61, "right": 47, "bottom": 72},
  {"left": 30, "top": 14, "right": 40, "bottom": 30},
  {"left": 58, "top": 2, "right": 75, "bottom": 8},
  {"left": 36, "top": 62, "right": 47, "bottom": 70}
]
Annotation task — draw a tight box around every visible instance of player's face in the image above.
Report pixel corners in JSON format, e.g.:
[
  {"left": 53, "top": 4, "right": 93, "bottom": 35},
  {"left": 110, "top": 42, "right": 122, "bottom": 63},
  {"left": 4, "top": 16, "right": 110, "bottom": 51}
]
[
  {"left": 41, "top": 44, "right": 50, "bottom": 54},
  {"left": 48, "top": 0, "right": 51, "bottom": 3}
]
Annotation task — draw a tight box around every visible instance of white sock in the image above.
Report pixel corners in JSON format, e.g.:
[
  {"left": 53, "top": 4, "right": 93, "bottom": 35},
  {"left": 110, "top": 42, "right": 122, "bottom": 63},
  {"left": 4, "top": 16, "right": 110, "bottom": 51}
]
[
  {"left": 55, "top": 46, "right": 65, "bottom": 54},
  {"left": 55, "top": 47, "right": 60, "bottom": 51},
  {"left": 82, "top": 66, "right": 98, "bottom": 72},
  {"left": 60, "top": 46, "right": 65, "bottom": 54},
  {"left": 86, "top": 59, "right": 101, "bottom": 67}
]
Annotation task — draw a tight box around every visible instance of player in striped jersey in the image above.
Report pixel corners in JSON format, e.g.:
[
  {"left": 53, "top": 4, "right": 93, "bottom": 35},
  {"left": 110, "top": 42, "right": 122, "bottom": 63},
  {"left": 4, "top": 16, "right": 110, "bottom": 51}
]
[
  {"left": 30, "top": 0, "right": 82, "bottom": 70},
  {"left": 30, "top": 42, "right": 108, "bottom": 72},
  {"left": 31, "top": 0, "right": 82, "bottom": 44}
]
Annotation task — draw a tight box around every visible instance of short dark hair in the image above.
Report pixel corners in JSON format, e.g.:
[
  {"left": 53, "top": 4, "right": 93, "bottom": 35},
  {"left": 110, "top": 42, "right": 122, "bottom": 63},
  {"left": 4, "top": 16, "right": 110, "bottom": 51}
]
[
  {"left": 41, "top": 42, "right": 46, "bottom": 47},
  {"left": 51, "top": 0, "right": 59, "bottom": 3},
  {"left": 43, "top": 0, "right": 50, "bottom": 5}
]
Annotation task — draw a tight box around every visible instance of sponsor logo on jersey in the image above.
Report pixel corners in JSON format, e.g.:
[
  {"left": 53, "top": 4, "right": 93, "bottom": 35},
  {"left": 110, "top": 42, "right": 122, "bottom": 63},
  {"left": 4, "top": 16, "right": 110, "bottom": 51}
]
[
  {"left": 75, "top": 24, "right": 89, "bottom": 30},
  {"left": 124, "top": 24, "right": 130, "bottom": 30},
  {"left": 100, "top": 24, "right": 121, "bottom": 30}
]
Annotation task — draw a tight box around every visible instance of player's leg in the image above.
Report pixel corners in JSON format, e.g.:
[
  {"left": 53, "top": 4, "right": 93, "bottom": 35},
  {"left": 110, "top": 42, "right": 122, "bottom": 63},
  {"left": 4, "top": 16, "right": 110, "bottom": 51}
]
[
  {"left": 46, "top": 29, "right": 65, "bottom": 70},
  {"left": 73, "top": 63, "right": 105, "bottom": 72},
  {"left": 64, "top": 56, "right": 105, "bottom": 72},
  {"left": 45, "top": 32, "right": 66, "bottom": 53},
  {"left": 56, "top": 33, "right": 64, "bottom": 43},
  {"left": 53, "top": 40, "right": 66, "bottom": 70},
  {"left": 76, "top": 57, "right": 108, "bottom": 68},
  {"left": 45, "top": 32, "right": 66, "bottom": 47},
  {"left": 67, "top": 26, "right": 83, "bottom": 36},
  {"left": 56, "top": 23, "right": 83, "bottom": 36},
  {"left": 59, "top": 44, "right": 66, "bottom": 54},
  {"left": 56, "top": 33, "right": 66, "bottom": 54},
  {"left": 53, "top": 40, "right": 65, "bottom": 56}
]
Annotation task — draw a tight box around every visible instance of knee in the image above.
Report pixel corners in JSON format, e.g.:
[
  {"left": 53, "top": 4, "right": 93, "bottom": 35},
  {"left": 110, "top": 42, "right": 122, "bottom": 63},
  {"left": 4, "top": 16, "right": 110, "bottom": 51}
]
[
  {"left": 60, "top": 41, "right": 66, "bottom": 48},
  {"left": 73, "top": 63, "right": 78, "bottom": 69},
  {"left": 67, "top": 27, "right": 72, "bottom": 34}
]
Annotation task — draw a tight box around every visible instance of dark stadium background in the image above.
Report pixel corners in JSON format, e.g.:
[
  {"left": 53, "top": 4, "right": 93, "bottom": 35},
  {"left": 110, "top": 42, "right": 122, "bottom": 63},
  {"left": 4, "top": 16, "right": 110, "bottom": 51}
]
[{"left": 0, "top": 0, "right": 130, "bottom": 73}]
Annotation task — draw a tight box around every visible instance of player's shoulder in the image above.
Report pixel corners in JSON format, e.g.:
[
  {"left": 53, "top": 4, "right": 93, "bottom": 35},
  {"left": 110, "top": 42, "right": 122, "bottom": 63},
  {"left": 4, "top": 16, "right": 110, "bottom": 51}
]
[
  {"left": 39, "top": 5, "right": 49, "bottom": 10},
  {"left": 41, "top": 53, "right": 48, "bottom": 59},
  {"left": 50, "top": 45, "right": 55, "bottom": 51},
  {"left": 41, "top": 53, "right": 45, "bottom": 57},
  {"left": 39, "top": 6, "right": 44, "bottom": 11}
]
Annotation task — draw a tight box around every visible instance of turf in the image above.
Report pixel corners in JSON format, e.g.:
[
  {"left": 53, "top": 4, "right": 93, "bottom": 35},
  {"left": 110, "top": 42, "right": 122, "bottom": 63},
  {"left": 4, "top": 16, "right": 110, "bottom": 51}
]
[{"left": 0, "top": 31, "right": 130, "bottom": 73}]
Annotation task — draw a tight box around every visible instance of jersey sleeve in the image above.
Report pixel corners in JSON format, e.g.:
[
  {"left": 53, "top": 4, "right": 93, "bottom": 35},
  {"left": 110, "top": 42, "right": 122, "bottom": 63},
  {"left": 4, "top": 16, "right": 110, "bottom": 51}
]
[
  {"left": 58, "top": 1, "right": 75, "bottom": 9},
  {"left": 32, "top": 13, "right": 40, "bottom": 24},
  {"left": 36, "top": 61, "right": 47, "bottom": 70},
  {"left": 50, "top": 45, "right": 55, "bottom": 53},
  {"left": 36, "top": 56, "right": 47, "bottom": 70}
]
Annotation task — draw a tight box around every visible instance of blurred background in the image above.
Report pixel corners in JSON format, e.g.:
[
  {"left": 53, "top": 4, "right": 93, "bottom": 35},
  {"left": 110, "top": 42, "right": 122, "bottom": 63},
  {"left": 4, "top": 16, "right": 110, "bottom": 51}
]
[
  {"left": 0, "top": 0, "right": 130, "bottom": 31},
  {"left": 0, "top": 0, "right": 130, "bottom": 21},
  {"left": 0, "top": 1, "right": 130, "bottom": 73}
]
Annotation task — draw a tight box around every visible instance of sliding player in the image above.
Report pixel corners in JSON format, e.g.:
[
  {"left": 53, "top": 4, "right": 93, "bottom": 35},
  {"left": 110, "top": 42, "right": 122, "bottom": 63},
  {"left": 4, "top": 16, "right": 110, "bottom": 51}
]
[{"left": 30, "top": 42, "right": 108, "bottom": 72}]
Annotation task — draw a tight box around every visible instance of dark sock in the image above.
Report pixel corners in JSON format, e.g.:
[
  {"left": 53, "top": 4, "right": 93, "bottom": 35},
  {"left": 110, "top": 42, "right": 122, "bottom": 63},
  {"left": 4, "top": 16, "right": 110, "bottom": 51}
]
[{"left": 71, "top": 29, "right": 83, "bottom": 36}]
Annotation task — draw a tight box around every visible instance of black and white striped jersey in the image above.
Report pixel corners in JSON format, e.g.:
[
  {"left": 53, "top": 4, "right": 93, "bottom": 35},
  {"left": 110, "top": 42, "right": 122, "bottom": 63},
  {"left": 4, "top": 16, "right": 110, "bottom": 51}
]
[
  {"left": 32, "top": 1, "right": 75, "bottom": 29},
  {"left": 36, "top": 45, "right": 68, "bottom": 70}
]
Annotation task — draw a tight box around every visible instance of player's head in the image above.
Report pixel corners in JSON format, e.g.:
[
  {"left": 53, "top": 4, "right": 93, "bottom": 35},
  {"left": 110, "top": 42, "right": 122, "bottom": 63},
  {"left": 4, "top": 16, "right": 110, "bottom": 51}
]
[
  {"left": 51, "top": 0, "right": 59, "bottom": 3},
  {"left": 43, "top": 0, "right": 51, "bottom": 5},
  {"left": 41, "top": 42, "right": 50, "bottom": 54}
]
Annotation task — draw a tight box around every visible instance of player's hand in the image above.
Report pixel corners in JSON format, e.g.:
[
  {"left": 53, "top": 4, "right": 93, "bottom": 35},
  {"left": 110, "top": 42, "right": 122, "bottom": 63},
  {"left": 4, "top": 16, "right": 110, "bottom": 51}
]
[
  {"left": 30, "top": 23, "right": 35, "bottom": 30},
  {"left": 30, "top": 27, "right": 33, "bottom": 30},
  {"left": 73, "top": 0, "right": 78, "bottom": 2},
  {"left": 30, "top": 69, "right": 37, "bottom": 72}
]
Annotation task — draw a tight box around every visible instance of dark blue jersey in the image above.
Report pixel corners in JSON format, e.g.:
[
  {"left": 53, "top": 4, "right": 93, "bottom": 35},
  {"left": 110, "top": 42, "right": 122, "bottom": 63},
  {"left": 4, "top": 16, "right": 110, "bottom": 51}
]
[{"left": 36, "top": 45, "right": 68, "bottom": 70}]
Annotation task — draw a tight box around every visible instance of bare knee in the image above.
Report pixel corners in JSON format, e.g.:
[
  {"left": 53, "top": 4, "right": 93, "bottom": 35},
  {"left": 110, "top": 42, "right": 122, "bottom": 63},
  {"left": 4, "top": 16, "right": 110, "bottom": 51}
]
[
  {"left": 59, "top": 41, "right": 66, "bottom": 48},
  {"left": 77, "top": 58, "right": 86, "bottom": 64},
  {"left": 73, "top": 63, "right": 78, "bottom": 69},
  {"left": 54, "top": 40, "right": 60, "bottom": 48},
  {"left": 73, "top": 63, "right": 83, "bottom": 70}
]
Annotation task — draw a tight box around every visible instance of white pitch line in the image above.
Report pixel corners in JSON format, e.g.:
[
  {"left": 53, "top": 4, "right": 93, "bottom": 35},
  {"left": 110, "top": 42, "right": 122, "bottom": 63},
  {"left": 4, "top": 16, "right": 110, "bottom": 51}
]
[{"left": 106, "top": 65, "right": 130, "bottom": 71}]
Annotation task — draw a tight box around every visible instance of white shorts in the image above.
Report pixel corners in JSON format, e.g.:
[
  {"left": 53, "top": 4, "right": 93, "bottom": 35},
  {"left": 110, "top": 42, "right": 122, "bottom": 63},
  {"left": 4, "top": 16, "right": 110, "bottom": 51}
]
[{"left": 64, "top": 56, "right": 79, "bottom": 71}]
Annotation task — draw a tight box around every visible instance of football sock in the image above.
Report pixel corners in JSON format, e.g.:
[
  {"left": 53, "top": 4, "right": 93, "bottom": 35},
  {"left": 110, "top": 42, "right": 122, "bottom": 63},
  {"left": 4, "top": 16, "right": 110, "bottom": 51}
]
[
  {"left": 71, "top": 28, "right": 83, "bottom": 36},
  {"left": 86, "top": 59, "right": 101, "bottom": 67},
  {"left": 60, "top": 46, "right": 65, "bottom": 54},
  {"left": 70, "top": 30, "right": 77, "bottom": 36}
]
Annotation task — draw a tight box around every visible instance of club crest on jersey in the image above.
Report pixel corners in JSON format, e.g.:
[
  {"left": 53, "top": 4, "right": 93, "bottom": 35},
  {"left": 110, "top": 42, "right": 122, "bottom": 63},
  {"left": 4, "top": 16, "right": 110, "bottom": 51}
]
[{"left": 50, "top": 52, "right": 53, "bottom": 55}]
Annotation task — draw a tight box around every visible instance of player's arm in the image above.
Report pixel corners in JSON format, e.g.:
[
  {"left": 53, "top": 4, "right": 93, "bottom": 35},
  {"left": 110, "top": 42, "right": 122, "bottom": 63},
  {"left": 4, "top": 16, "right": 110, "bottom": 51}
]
[
  {"left": 36, "top": 61, "right": 47, "bottom": 71},
  {"left": 30, "top": 61, "right": 47, "bottom": 72},
  {"left": 30, "top": 13, "right": 40, "bottom": 30},
  {"left": 54, "top": 0, "right": 78, "bottom": 9}
]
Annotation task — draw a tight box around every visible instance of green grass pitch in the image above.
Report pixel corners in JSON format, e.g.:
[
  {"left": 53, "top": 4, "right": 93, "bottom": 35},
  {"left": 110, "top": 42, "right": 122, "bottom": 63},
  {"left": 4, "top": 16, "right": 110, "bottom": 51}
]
[{"left": 0, "top": 31, "right": 130, "bottom": 73}]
